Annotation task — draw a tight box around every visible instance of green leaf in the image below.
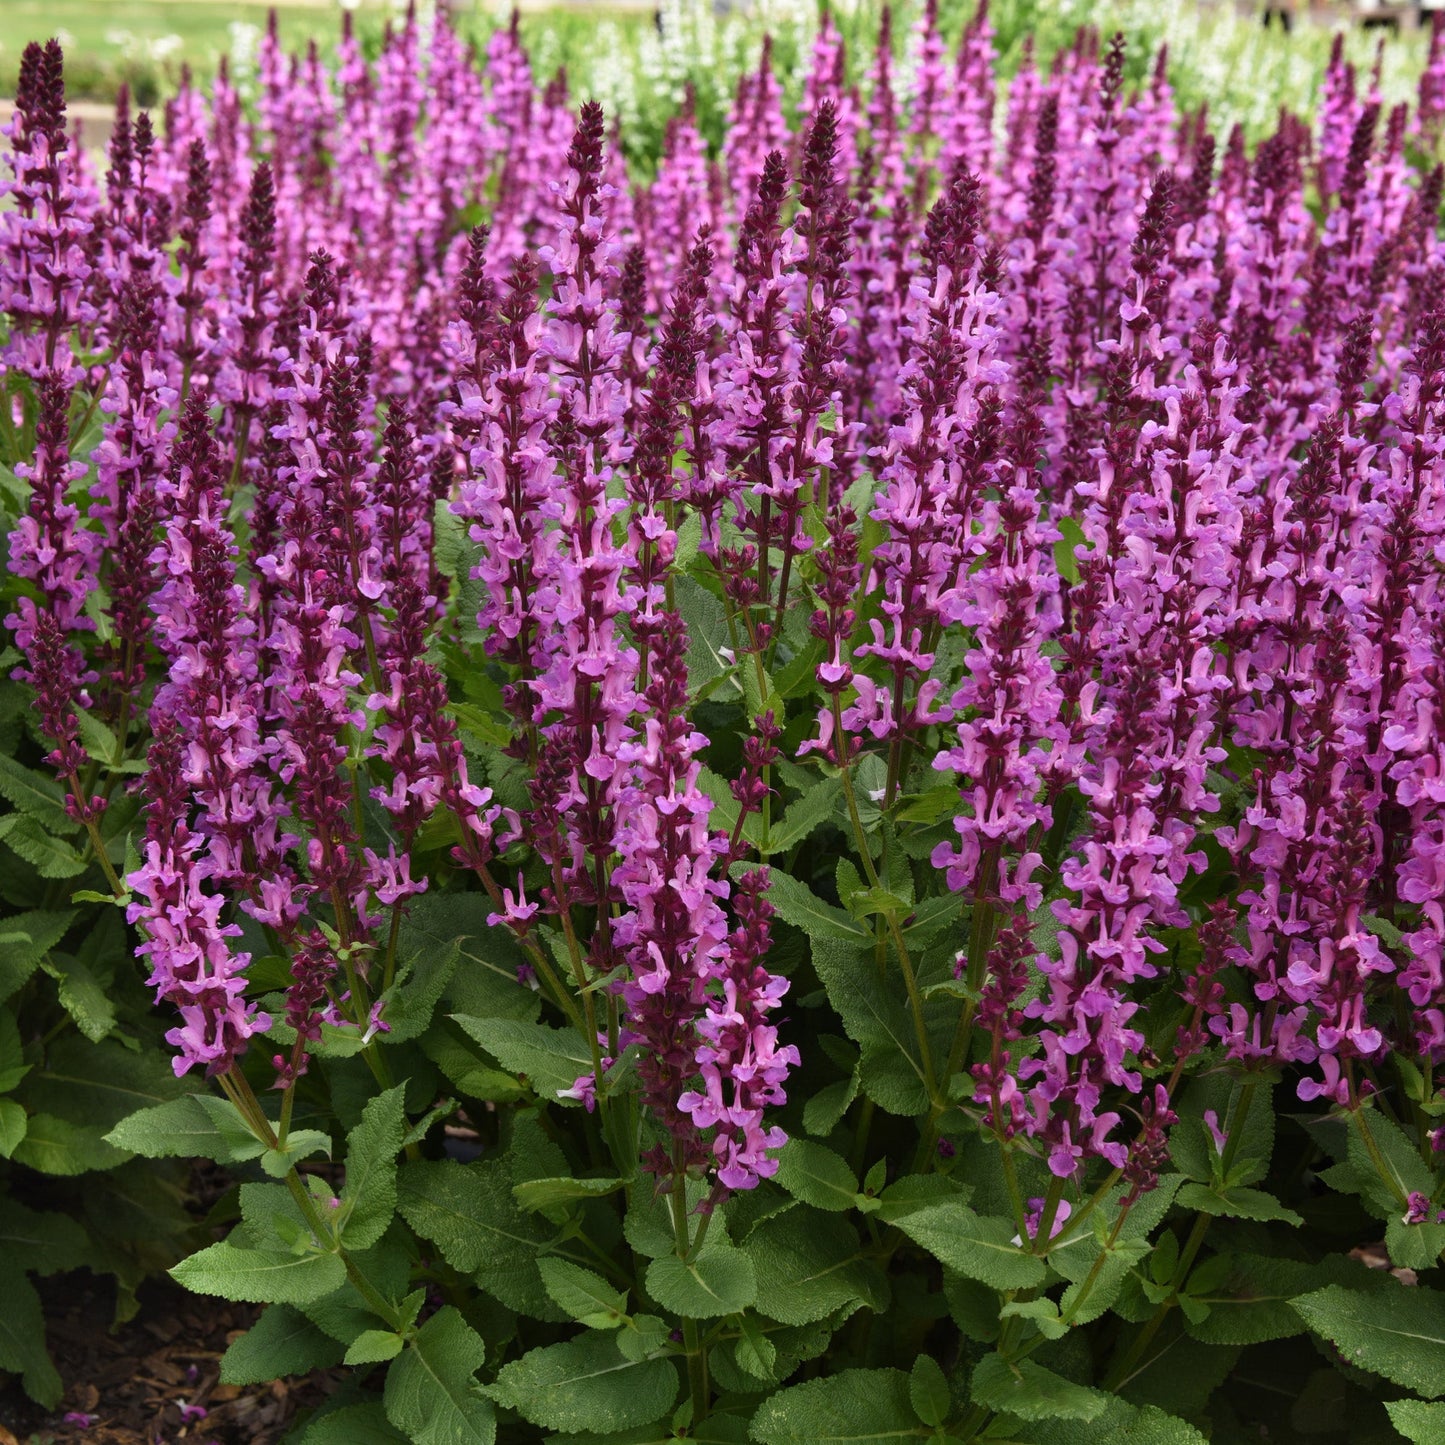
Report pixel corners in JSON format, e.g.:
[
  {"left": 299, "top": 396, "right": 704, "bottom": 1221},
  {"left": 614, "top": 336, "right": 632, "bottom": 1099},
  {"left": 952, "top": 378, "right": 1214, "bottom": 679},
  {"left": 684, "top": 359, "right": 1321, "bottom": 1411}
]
[
  {"left": 347, "top": 1329, "right": 406, "bottom": 1365},
  {"left": 675, "top": 575, "right": 731, "bottom": 697},
  {"left": 0, "top": 813, "right": 87, "bottom": 877},
  {"left": 487, "top": 1333, "right": 679, "bottom": 1434},
  {"left": 515, "top": 1175, "right": 627, "bottom": 1214},
  {"left": 0, "top": 1198, "right": 87, "bottom": 1275},
  {"left": 171, "top": 1240, "right": 347, "bottom": 1306},
  {"left": 766, "top": 780, "right": 842, "bottom": 854},
  {"left": 21, "top": 1034, "right": 191, "bottom": 1132},
  {"left": 105, "top": 1092, "right": 241, "bottom": 1161},
  {"left": 540, "top": 1259, "right": 629, "bottom": 1328},
  {"left": 735, "top": 1314, "right": 778, "bottom": 1379},
  {"left": 811, "top": 936, "right": 931, "bottom": 1116},
  {"left": 1388, "top": 1214, "right": 1445, "bottom": 1272},
  {"left": 1184, "top": 1252, "right": 1386, "bottom": 1347},
  {"left": 749, "top": 1368, "right": 919, "bottom": 1443},
  {"left": 451, "top": 1015, "right": 594, "bottom": 1101},
  {"left": 0, "top": 908, "right": 75, "bottom": 1000},
  {"left": 751, "top": 867, "right": 866, "bottom": 941},
  {"left": 879, "top": 1185, "right": 1044, "bottom": 1290},
  {"left": 617, "top": 1313, "right": 670, "bottom": 1363},
  {"left": 1176, "top": 1181, "right": 1302, "bottom": 1226},
  {"left": 0, "top": 1263, "right": 61, "bottom": 1406},
  {"left": 220, "top": 1303, "right": 346, "bottom": 1384},
  {"left": 299, "top": 1403, "right": 408, "bottom": 1445},
  {"left": 397, "top": 1158, "right": 559, "bottom": 1319},
  {"left": 12, "top": 1113, "right": 129, "bottom": 1174},
  {"left": 803, "top": 1074, "right": 859, "bottom": 1138},
  {"left": 970, "top": 1354, "right": 1107, "bottom": 1422},
  {"left": 1012, "top": 1399, "right": 1208, "bottom": 1444},
  {"left": 775, "top": 1140, "right": 858, "bottom": 1213},
  {"left": 1386, "top": 1400, "right": 1445, "bottom": 1444},
  {"left": 0, "top": 752, "right": 73, "bottom": 832},
  {"left": 647, "top": 1246, "right": 758, "bottom": 1318},
  {"left": 1292, "top": 1283, "right": 1445, "bottom": 1397},
  {"left": 909, "top": 1355, "right": 950, "bottom": 1428},
  {"left": 741, "top": 1209, "right": 886, "bottom": 1327},
  {"left": 39, "top": 953, "right": 115, "bottom": 1041},
  {"left": 0, "top": 1098, "right": 25, "bottom": 1158},
  {"left": 261, "top": 1129, "right": 333, "bottom": 1179},
  {"left": 1050, "top": 1177, "right": 1183, "bottom": 1325},
  {"left": 1053, "top": 516, "right": 1087, "bottom": 585},
  {"left": 1170, "top": 1077, "right": 1274, "bottom": 1186},
  {"left": 339, "top": 1084, "right": 406, "bottom": 1249}
]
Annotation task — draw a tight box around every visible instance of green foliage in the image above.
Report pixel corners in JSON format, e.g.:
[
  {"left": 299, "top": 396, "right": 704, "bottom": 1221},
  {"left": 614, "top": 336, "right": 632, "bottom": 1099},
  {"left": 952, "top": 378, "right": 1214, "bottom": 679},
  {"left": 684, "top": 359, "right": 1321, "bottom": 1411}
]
[
  {"left": 171, "top": 1240, "right": 348, "bottom": 1305},
  {"left": 646, "top": 1246, "right": 758, "bottom": 1319},
  {"left": 220, "top": 1304, "right": 346, "bottom": 1385},
  {"left": 749, "top": 1368, "right": 922, "bottom": 1443},
  {"left": 1292, "top": 1284, "right": 1445, "bottom": 1398},
  {"left": 487, "top": 1333, "right": 679, "bottom": 1434},
  {"left": 384, "top": 1307, "right": 496, "bottom": 1445},
  {"left": 970, "top": 1354, "right": 1107, "bottom": 1422}
]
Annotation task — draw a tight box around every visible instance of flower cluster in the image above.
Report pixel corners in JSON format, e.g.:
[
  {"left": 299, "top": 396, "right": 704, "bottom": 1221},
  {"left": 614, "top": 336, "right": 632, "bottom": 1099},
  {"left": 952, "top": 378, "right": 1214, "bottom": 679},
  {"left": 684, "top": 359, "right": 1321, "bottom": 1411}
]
[{"left": 5, "top": 0, "right": 1445, "bottom": 1265}]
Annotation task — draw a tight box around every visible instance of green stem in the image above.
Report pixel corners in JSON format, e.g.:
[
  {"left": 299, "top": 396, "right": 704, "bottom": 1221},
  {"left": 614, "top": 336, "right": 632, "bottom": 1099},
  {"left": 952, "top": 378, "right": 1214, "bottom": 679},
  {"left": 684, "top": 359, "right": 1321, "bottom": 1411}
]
[
  {"left": 224, "top": 1070, "right": 407, "bottom": 1331},
  {"left": 1102, "top": 1076, "right": 1261, "bottom": 1389},
  {"left": 668, "top": 1146, "right": 709, "bottom": 1423},
  {"left": 831, "top": 697, "right": 937, "bottom": 1105}
]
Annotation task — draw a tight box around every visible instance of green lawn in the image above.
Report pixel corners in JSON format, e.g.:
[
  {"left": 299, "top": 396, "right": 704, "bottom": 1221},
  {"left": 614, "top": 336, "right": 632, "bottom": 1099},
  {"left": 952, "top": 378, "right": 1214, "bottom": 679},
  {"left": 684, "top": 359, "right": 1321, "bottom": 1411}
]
[{"left": 0, "top": 1, "right": 423, "bottom": 100}]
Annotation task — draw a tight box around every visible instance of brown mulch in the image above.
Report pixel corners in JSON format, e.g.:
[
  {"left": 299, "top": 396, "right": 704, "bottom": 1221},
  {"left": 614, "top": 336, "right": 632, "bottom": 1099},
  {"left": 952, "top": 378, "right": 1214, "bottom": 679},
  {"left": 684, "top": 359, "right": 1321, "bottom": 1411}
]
[{"left": 0, "top": 1274, "right": 337, "bottom": 1445}]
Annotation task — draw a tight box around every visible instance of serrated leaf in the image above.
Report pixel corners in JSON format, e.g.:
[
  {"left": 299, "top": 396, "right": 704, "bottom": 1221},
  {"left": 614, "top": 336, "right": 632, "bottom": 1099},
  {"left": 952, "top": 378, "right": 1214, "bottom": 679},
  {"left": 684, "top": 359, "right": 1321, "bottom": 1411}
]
[
  {"left": 748, "top": 866, "right": 866, "bottom": 941},
  {"left": 106, "top": 1095, "right": 243, "bottom": 1165},
  {"left": 970, "top": 1353, "right": 1107, "bottom": 1422},
  {"left": 647, "top": 1246, "right": 757, "bottom": 1318},
  {"left": 39, "top": 954, "right": 115, "bottom": 1041},
  {"left": 0, "top": 1198, "right": 87, "bottom": 1275},
  {"left": 811, "top": 936, "right": 931, "bottom": 1116},
  {"left": 766, "top": 779, "right": 842, "bottom": 854},
  {"left": 1292, "top": 1283, "right": 1445, "bottom": 1397},
  {"left": 339, "top": 1084, "right": 406, "bottom": 1249},
  {"left": 299, "top": 1402, "right": 408, "bottom": 1445},
  {"left": 0, "top": 813, "right": 87, "bottom": 877},
  {"left": 675, "top": 575, "right": 731, "bottom": 696},
  {"left": 617, "top": 1312, "right": 670, "bottom": 1363},
  {"left": 1386, "top": 1400, "right": 1445, "bottom": 1443},
  {"left": 1170, "top": 1077, "right": 1273, "bottom": 1187},
  {"left": 879, "top": 1186, "right": 1044, "bottom": 1290},
  {"left": 909, "top": 1354, "right": 950, "bottom": 1427},
  {"left": 515, "top": 1175, "right": 627, "bottom": 1213},
  {"left": 749, "top": 1368, "right": 917, "bottom": 1443},
  {"left": 0, "top": 1098, "right": 25, "bottom": 1157},
  {"left": 540, "top": 1258, "right": 629, "bottom": 1327},
  {"left": 220, "top": 1303, "right": 346, "bottom": 1384},
  {"left": 12, "top": 1113, "right": 128, "bottom": 1174},
  {"left": 0, "top": 908, "right": 75, "bottom": 1000},
  {"left": 0, "top": 752, "right": 73, "bottom": 832},
  {"left": 451, "top": 1015, "right": 593, "bottom": 1101},
  {"left": 775, "top": 1140, "right": 858, "bottom": 1213},
  {"left": 1176, "top": 1181, "right": 1302, "bottom": 1226},
  {"left": 21, "top": 1034, "right": 191, "bottom": 1131},
  {"left": 347, "top": 1328, "right": 406, "bottom": 1364},
  {"left": 1012, "top": 1398, "right": 1209, "bottom": 1444},
  {"left": 171, "top": 1240, "right": 346, "bottom": 1305},
  {"left": 0, "top": 1263, "right": 61, "bottom": 1406},
  {"left": 735, "top": 1313, "right": 777, "bottom": 1379},
  {"left": 803, "top": 1074, "right": 859, "bottom": 1138},
  {"left": 741, "top": 1209, "right": 886, "bottom": 1326},
  {"left": 487, "top": 1333, "right": 678, "bottom": 1434},
  {"left": 262, "top": 1128, "right": 333, "bottom": 1179},
  {"left": 397, "top": 1158, "right": 559, "bottom": 1319}
]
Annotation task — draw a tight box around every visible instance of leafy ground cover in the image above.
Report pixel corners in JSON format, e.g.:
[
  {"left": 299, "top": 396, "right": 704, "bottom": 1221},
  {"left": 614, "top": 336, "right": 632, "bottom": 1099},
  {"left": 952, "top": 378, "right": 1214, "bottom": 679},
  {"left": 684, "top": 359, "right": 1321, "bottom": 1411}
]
[{"left": 5, "top": 2, "right": 1445, "bottom": 1444}]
